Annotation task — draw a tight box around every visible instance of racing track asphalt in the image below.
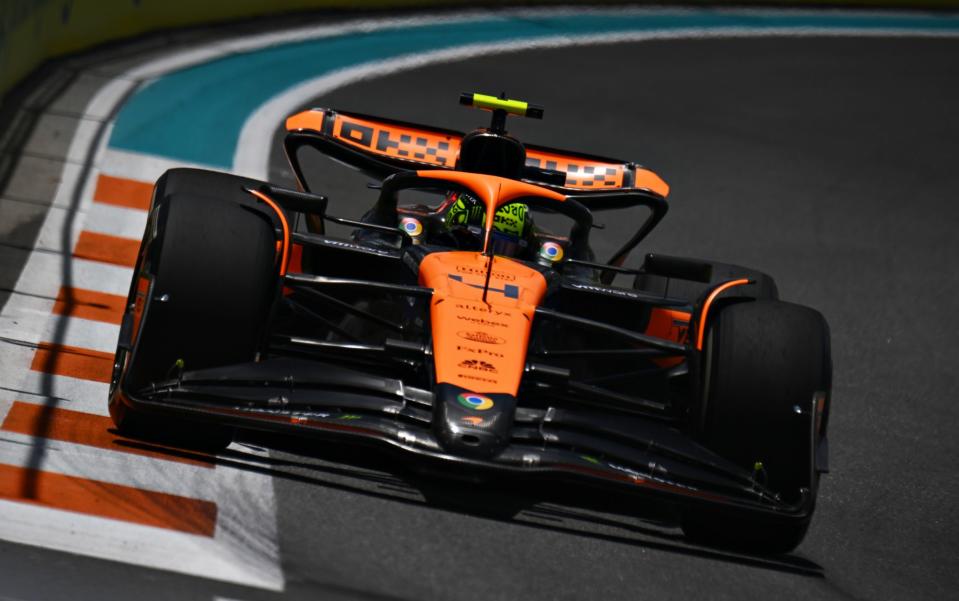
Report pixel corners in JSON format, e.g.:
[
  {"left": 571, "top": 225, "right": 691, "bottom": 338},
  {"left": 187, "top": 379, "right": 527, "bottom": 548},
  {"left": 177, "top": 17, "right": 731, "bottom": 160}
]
[
  {"left": 1, "top": 30, "right": 957, "bottom": 601},
  {"left": 261, "top": 36, "right": 959, "bottom": 601}
]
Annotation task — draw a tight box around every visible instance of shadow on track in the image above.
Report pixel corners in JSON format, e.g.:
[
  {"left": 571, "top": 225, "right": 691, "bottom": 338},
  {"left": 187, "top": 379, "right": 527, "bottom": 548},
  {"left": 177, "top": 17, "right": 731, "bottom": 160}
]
[
  {"left": 125, "top": 427, "right": 824, "bottom": 579},
  {"left": 18, "top": 81, "right": 140, "bottom": 500}
]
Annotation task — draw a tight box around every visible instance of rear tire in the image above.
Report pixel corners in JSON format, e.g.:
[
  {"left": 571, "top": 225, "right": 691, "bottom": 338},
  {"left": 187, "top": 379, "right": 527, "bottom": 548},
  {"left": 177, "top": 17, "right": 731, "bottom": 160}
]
[
  {"left": 110, "top": 169, "right": 279, "bottom": 452},
  {"left": 681, "top": 300, "right": 831, "bottom": 553}
]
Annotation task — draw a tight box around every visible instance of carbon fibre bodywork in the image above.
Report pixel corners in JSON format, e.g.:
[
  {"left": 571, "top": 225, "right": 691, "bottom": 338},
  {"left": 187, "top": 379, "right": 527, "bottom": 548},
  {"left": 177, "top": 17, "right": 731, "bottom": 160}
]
[{"left": 110, "top": 102, "right": 828, "bottom": 530}]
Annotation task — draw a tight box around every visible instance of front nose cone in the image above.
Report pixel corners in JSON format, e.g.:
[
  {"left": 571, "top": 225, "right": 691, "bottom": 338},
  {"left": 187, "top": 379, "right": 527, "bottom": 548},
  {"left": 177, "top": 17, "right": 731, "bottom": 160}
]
[{"left": 433, "top": 384, "right": 517, "bottom": 458}]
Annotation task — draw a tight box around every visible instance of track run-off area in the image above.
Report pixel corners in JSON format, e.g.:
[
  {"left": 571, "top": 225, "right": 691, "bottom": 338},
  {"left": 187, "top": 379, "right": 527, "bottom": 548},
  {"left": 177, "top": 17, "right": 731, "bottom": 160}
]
[{"left": 1, "top": 7, "right": 958, "bottom": 600}]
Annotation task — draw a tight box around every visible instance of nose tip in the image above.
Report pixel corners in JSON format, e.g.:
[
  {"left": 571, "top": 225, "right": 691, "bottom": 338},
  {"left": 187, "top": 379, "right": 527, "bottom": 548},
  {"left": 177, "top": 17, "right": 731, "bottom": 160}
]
[{"left": 432, "top": 384, "right": 516, "bottom": 459}]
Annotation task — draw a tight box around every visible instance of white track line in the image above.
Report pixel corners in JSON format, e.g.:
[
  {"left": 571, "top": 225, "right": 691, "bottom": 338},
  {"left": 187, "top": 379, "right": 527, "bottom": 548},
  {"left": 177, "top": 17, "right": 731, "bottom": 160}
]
[
  {"left": 85, "top": 203, "right": 148, "bottom": 240},
  {"left": 3, "top": 372, "right": 109, "bottom": 415},
  {"left": 0, "top": 18, "right": 311, "bottom": 590},
  {"left": 100, "top": 148, "right": 220, "bottom": 181},
  {"left": 27, "top": 202, "right": 147, "bottom": 255},
  {"left": 9, "top": 252, "right": 132, "bottom": 297},
  {"left": 0, "top": 499, "right": 280, "bottom": 590},
  {"left": 0, "top": 432, "right": 221, "bottom": 499},
  {"left": 0, "top": 313, "right": 119, "bottom": 353}
]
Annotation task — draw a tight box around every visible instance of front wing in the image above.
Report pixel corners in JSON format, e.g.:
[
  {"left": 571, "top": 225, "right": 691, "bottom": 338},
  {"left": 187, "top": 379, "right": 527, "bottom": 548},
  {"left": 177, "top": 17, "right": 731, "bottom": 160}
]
[{"left": 117, "top": 356, "right": 817, "bottom": 520}]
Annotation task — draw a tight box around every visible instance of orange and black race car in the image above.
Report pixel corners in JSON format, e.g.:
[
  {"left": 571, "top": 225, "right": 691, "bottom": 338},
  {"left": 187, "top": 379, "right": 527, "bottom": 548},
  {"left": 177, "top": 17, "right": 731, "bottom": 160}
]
[{"left": 108, "top": 93, "right": 831, "bottom": 552}]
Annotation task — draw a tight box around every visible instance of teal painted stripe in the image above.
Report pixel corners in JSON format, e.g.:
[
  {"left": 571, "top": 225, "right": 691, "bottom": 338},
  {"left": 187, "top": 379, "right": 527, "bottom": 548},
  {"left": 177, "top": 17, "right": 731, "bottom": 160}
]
[{"left": 109, "top": 10, "right": 959, "bottom": 167}]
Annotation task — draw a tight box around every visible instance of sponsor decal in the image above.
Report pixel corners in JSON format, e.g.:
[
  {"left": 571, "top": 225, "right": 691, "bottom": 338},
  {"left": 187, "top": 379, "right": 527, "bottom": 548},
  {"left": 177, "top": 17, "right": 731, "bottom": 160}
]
[
  {"left": 604, "top": 462, "right": 696, "bottom": 491},
  {"left": 254, "top": 408, "right": 331, "bottom": 419},
  {"left": 455, "top": 264, "right": 516, "bottom": 281},
  {"left": 461, "top": 415, "right": 485, "bottom": 426},
  {"left": 566, "top": 281, "right": 641, "bottom": 299},
  {"left": 323, "top": 238, "right": 396, "bottom": 257},
  {"left": 458, "top": 359, "right": 498, "bottom": 373},
  {"left": 457, "top": 373, "right": 497, "bottom": 384},
  {"left": 454, "top": 302, "right": 511, "bottom": 317},
  {"left": 457, "top": 393, "right": 494, "bottom": 411},
  {"left": 457, "top": 330, "right": 506, "bottom": 345},
  {"left": 456, "top": 344, "right": 504, "bottom": 358},
  {"left": 608, "top": 462, "right": 645, "bottom": 483},
  {"left": 399, "top": 217, "right": 423, "bottom": 237},
  {"left": 539, "top": 241, "right": 565, "bottom": 262},
  {"left": 456, "top": 315, "right": 508, "bottom": 328}
]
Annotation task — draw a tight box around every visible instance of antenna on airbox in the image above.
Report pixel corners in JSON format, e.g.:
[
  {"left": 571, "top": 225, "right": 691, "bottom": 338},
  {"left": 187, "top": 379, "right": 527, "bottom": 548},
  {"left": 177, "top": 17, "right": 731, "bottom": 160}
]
[{"left": 459, "top": 91, "right": 544, "bottom": 135}]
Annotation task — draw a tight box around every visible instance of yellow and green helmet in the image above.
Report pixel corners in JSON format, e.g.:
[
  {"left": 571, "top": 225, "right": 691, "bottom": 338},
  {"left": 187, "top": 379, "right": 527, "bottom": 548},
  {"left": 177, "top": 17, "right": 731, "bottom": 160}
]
[{"left": 445, "top": 193, "right": 532, "bottom": 239}]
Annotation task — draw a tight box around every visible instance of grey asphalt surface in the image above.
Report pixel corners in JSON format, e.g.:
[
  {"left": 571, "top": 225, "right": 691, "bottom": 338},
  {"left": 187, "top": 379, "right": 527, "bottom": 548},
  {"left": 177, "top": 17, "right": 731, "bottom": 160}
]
[
  {"left": 1, "top": 31, "right": 958, "bottom": 601},
  {"left": 264, "top": 36, "right": 959, "bottom": 601}
]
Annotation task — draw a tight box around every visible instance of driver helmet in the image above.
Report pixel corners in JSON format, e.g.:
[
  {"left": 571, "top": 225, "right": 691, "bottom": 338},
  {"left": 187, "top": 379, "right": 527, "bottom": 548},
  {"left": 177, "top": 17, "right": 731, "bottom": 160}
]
[{"left": 445, "top": 192, "right": 533, "bottom": 258}]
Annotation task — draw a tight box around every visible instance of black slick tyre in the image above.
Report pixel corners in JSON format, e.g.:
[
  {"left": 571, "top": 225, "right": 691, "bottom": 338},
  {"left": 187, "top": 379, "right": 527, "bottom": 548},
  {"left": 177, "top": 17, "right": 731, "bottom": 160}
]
[
  {"left": 682, "top": 300, "right": 831, "bottom": 553},
  {"left": 109, "top": 169, "right": 279, "bottom": 452}
]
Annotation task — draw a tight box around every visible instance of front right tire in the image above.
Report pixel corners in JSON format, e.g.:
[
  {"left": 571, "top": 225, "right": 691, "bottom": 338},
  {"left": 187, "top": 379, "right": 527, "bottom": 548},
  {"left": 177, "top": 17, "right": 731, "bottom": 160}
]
[{"left": 109, "top": 169, "right": 279, "bottom": 452}]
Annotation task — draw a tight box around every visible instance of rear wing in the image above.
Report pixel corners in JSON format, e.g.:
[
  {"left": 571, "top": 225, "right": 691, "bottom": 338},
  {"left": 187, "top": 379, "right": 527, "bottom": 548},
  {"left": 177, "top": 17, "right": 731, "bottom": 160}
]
[{"left": 284, "top": 109, "right": 669, "bottom": 198}]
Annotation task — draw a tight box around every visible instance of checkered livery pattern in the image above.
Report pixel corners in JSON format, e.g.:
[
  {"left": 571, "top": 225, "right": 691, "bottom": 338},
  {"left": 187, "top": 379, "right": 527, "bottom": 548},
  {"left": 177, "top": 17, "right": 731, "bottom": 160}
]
[
  {"left": 333, "top": 114, "right": 459, "bottom": 166},
  {"left": 526, "top": 150, "right": 626, "bottom": 189}
]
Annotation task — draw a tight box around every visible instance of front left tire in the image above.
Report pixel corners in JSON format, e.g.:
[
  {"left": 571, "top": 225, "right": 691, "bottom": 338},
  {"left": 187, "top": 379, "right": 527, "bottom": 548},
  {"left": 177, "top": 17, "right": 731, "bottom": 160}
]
[{"left": 682, "top": 299, "right": 831, "bottom": 553}]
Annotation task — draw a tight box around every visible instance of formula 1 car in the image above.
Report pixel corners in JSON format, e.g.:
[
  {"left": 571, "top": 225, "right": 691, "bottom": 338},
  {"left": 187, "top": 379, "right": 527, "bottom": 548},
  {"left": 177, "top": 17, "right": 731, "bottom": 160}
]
[{"left": 108, "top": 93, "right": 831, "bottom": 552}]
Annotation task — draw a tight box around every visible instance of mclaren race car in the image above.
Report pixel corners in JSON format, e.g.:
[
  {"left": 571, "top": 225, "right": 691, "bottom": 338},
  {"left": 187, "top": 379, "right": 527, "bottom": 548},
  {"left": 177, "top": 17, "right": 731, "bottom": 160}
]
[{"left": 109, "top": 93, "right": 832, "bottom": 552}]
